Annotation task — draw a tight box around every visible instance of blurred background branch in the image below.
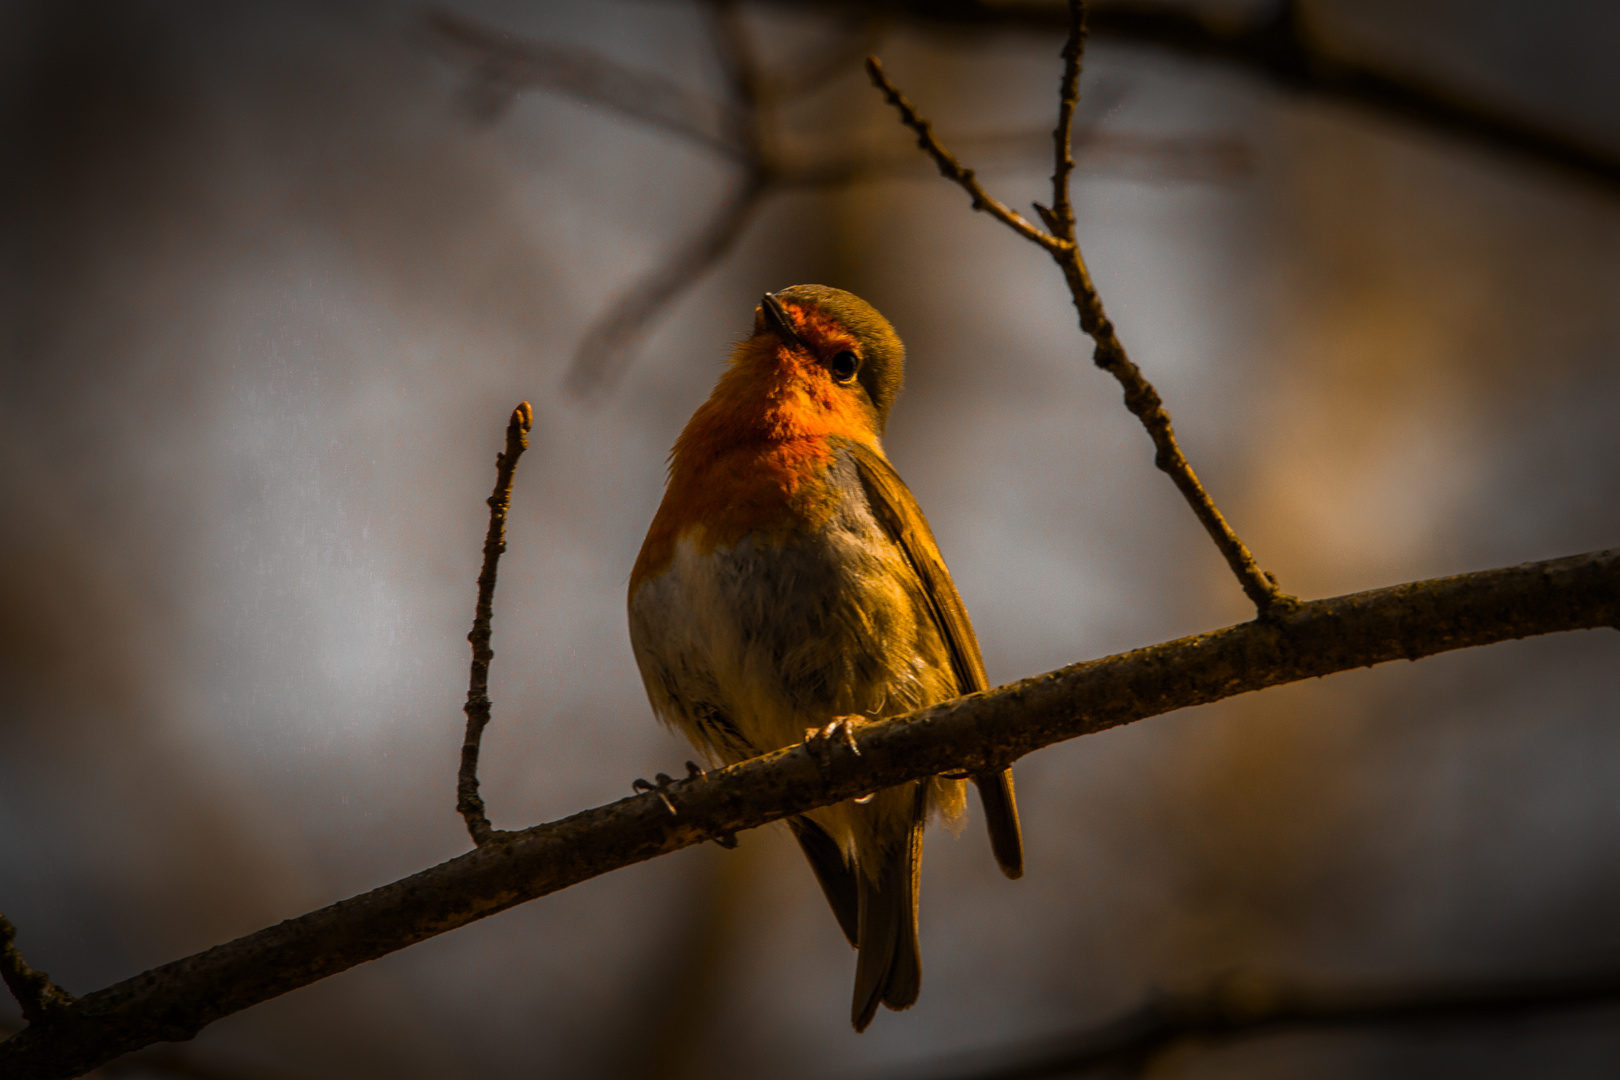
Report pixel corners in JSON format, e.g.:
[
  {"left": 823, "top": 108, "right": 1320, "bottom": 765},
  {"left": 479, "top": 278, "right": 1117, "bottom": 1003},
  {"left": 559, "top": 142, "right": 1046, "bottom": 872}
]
[
  {"left": 426, "top": 3, "right": 1253, "bottom": 397},
  {"left": 761, "top": 0, "right": 1620, "bottom": 189},
  {"left": 876, "top": 966, "right": 1620, "bottom": 1080},
  {"left": 426, "top": 0, "right": 1620, "bottom": 402},
  {"left": 0, "top": 1018, "right": 326, "bottom": 1080},
  {"left": 427, "top": 9, "right": 749, "bottom": 153}
]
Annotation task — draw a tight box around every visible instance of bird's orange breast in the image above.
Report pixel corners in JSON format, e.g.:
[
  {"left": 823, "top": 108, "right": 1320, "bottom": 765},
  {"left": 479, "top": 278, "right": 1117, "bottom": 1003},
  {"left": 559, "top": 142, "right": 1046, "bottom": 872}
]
[{"left": 631, "top": 333, "right": 879, "bottom": 588}]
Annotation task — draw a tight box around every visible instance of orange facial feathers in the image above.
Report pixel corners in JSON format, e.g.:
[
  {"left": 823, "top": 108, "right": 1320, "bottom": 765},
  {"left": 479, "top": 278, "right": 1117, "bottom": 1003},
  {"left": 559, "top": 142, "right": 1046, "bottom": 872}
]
[{"left": 630, "top": 305, "right": 878, "bottom": 585}]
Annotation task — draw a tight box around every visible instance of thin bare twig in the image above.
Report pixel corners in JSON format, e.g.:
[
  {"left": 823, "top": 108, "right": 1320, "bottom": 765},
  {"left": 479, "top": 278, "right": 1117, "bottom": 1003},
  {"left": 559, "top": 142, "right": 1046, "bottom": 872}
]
[
  {"left": 1047, "top": 0, "right": 1084, "bottom": 236},
  {"left": 866, "top": 1, "right": 1294, "bottom": 616},
  {"left": 1048, "top": 0, "right": 1288, "bottom": 614},
  {"left": 457, "top": 401, "right": 534, "bottom": 847},
  {"left": 6, "top": 548, "right": 1618, "bottom": 1078},
  {"left": 0, "top": 915, "right": 74, "bottom": 1026},
  {"left": 872, "top": 967, "right": 1620, "bottom": 1080},
  {"left": 864, "top": 57, "right": 1061, "bottom": 251}
]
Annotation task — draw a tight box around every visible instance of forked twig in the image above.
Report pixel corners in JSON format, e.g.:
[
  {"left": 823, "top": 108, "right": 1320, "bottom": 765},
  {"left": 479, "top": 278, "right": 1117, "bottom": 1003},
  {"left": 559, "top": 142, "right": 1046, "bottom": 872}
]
[
  {"left": 457, "top": 402, "right": 534, "bottom": 846},
  {"left": 866, "top": 57, "right": 1060, "bottom": 252},
  {"left": 865, "top": 0, "right": 1293, "bottom": 617}
]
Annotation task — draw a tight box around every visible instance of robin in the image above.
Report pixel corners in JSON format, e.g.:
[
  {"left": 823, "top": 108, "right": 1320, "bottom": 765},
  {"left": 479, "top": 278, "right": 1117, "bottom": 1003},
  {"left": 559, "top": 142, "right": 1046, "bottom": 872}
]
[{"left": 628, "top": 285, "right": 1022, "bottom": 1031}]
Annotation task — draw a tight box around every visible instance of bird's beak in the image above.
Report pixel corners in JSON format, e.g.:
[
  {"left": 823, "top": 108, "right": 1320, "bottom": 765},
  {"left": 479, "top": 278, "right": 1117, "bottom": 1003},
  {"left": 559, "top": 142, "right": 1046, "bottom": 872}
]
[{"left": 760, "top": 292, "right": 808, "bottom": 351}]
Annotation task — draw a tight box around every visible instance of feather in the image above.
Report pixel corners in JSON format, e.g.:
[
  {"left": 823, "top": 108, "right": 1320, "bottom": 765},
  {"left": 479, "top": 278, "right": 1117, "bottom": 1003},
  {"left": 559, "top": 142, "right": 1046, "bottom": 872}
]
[
  {"left": 846, "top": 441, "right": 1025, "bottom": 879},
  {"left": 852, "top": 782, "right": 926, "bottom": 1032}
]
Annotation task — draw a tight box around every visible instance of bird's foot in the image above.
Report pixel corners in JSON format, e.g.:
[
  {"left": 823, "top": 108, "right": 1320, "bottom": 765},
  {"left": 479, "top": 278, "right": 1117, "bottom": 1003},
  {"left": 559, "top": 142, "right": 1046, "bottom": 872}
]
[
  {"left": 631, "top": 772, "right": 679, "bottom": 815},
  {"left": 803, "top": 715, "right": 862, "bottom": 770},
  {"left": 673, "top": 761, "right": 738, "bottom": 847}
]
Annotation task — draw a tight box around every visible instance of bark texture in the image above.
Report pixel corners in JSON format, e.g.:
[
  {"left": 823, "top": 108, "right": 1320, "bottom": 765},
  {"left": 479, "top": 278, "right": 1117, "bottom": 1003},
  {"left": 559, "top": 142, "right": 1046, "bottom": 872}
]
[{"left": 3, "top": 548, "right": 1617, "bottom": 1078}]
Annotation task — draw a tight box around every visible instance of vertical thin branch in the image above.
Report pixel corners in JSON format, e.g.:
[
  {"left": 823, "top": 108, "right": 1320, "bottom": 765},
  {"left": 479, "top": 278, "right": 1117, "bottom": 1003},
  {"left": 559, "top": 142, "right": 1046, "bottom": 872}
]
[
  {"left": 1046, "top": 0, "right": 1085, "bottom": 238},
  {"left": 866, "top": 1, "right": 1295, "bottom": 617},
  {"left": 457, "top": 402, "right": 534, "bottom": 847},
  {"left": 1, "top": 914, "right": 75, "bottom": 1026}
]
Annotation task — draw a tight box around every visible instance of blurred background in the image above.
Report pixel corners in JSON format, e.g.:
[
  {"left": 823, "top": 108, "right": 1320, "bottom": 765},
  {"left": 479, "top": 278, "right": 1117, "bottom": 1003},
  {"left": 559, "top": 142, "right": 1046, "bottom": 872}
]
[{"left": 1, "top": 1, "right": 1618, "bottom": 1076}]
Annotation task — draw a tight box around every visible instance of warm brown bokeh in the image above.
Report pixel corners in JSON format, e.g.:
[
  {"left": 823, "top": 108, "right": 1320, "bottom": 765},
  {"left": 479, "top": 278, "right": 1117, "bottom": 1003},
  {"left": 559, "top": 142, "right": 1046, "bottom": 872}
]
[{"left": 2, "top": 3, "right": 1617, "bottom": 1078}]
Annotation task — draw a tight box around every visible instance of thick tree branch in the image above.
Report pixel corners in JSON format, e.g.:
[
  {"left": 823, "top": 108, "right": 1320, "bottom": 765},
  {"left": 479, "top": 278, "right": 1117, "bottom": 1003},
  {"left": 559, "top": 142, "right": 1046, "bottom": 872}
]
[
  {"left": 456, "top": 402, "right": 534, "bottom": 846},
  {"left": 879, "top": 967, "right": 1620, "bottom": 1080},
  {"left": 4, "top": 548, "right": 1617, "bottom": 1078},
  {"left": 0, "top": 916, "right": 74, "bottom": 1027}
]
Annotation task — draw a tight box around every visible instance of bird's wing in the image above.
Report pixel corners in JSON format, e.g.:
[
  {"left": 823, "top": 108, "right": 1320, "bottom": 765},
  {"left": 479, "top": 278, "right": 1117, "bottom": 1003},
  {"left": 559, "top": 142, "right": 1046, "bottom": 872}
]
[
  {"left": 845, "top": 442, "right": 987, "bottom": 693},
  {"left": 845, "top": 441, "right": 1024, "bottom": 879}
]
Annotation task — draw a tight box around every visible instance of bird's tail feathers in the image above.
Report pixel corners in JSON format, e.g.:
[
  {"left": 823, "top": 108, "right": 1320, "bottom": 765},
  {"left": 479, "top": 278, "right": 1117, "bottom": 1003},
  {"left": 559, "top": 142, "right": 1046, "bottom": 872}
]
[
  {"left": 974, "top": 768, "right": 1024, "bottom": 880},
  {"left": 851, "top": 785, "right": 926, "bottom": 1032}
]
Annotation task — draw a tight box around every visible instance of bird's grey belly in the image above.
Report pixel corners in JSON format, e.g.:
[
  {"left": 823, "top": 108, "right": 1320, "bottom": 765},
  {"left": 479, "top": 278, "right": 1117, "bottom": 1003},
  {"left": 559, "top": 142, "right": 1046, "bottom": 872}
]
[{"left": 629, "top": 478, "right": 937, "bottom": 762}]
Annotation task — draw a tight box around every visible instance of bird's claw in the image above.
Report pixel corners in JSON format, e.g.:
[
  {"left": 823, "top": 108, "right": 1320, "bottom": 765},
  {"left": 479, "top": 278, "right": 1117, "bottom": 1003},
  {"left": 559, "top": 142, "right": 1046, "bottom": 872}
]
[
  {"left": 678, "top": 761, "right": 736, "bottom": 847},
  {"left": 632, "top": 772, "right": 678, "bottom": 815},
  {"left": 803, "top": 715, "right": 862, "bottom": 769}
]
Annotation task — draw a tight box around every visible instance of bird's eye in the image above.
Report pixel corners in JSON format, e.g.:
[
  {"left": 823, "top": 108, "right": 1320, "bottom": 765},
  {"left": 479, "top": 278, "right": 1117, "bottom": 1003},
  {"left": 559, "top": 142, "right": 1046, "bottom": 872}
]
[{"left": 829, "top": 350, "right": 859, "bottom": 383}]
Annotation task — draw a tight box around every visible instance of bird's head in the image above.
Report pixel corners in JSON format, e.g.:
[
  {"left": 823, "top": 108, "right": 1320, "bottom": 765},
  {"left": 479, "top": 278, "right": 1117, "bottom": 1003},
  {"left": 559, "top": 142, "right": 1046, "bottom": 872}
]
[
  {"left": 746, "top": 285, "right": 906, "bottom": 437},
  {"left": 648, "top": 286, "right": 906, "bottom": 570}
]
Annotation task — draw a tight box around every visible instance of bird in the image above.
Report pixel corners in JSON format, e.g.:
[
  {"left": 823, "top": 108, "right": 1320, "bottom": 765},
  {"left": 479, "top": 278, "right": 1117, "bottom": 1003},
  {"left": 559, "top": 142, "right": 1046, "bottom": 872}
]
[{"left": 627, "top": 284, "right": 1022, "bottom": 1031}]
